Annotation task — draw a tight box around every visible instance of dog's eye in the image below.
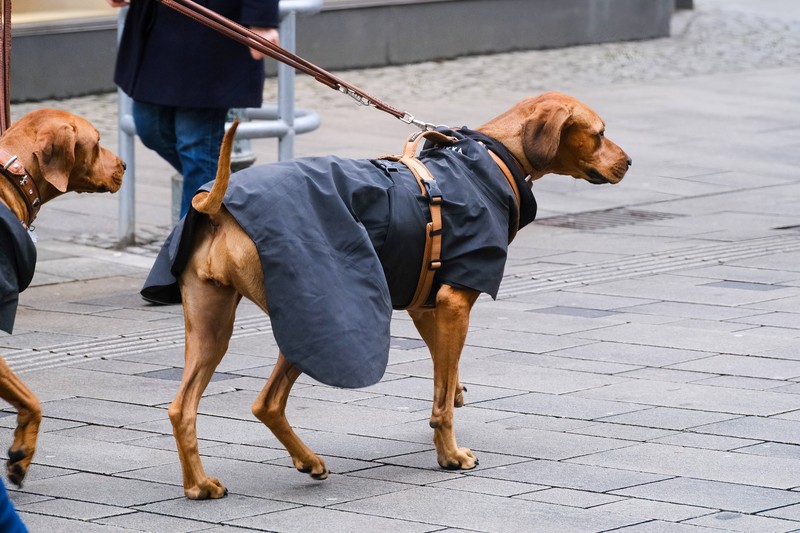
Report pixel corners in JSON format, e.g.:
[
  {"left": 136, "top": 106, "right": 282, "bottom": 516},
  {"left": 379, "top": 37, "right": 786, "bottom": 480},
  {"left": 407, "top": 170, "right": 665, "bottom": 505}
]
[{"left": 597, "top": 130, "right": 605, "bottom": 138}]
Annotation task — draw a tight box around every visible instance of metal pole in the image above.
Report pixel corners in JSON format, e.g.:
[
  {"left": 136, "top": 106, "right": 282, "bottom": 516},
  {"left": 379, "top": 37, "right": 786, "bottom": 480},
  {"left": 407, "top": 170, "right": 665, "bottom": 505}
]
[
  {"left": 278, "top": 9, "right": 296, "bottom": 162},
  {"left": 116, "top": 7, "right": 136, "bottom": 246}
]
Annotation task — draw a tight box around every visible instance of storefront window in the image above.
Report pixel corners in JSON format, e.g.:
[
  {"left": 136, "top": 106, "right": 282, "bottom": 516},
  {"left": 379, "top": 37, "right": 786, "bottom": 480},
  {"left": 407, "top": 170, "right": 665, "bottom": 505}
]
[{"left": 13, "top": 0, "right": 116, "bottom": 24}]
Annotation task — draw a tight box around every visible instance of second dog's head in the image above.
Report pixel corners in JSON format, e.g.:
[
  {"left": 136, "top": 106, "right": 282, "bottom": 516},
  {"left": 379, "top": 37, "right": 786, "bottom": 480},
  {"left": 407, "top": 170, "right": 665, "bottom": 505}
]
[
  {"left": 478, "top": 92, "right": 631, "bottom": 185},
  {"left": 4, "top": 108, "right": 125, "bottom": 200}
]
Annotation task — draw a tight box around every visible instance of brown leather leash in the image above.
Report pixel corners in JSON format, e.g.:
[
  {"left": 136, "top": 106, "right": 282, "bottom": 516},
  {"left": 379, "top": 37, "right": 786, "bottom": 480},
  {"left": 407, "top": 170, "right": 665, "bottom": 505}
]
[
  {"left": 156, "top": 0, "right": 436, "bottom": 130},
  {"left": 0, "top": 0, "right": 11, "bottom": 134}
]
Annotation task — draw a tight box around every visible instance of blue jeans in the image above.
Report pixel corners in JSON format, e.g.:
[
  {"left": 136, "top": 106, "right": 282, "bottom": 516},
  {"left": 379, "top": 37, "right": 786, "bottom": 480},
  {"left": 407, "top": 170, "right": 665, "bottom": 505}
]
[
  {"left": 0, "top": 480, "right": 27, "bottom": 532},
  {"left": 133, "top": 101, "right": 228, "bottom": 218}
]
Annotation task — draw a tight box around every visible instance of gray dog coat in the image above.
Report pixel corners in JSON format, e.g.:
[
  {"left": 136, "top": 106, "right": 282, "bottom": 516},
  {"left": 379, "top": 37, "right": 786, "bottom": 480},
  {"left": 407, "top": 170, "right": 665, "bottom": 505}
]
[{"left": 142, "top": 128, "right": 536, "bottom": 388}]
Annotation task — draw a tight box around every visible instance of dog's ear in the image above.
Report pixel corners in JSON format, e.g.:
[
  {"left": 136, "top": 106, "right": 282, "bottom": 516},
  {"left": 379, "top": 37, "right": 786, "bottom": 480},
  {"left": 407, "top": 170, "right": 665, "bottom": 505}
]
[
  {"left": 34, "top": 123, "right": 77, "bottom": 193},
  {"left": 521, "top": 102, "right": 571, "bottom": 172}
]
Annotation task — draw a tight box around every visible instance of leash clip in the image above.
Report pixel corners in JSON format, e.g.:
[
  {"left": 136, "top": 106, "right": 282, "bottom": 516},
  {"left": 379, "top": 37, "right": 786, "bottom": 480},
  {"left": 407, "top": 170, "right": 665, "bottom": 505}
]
[{"left": 400, "top": 113, "right": 436, "bottom": 132}]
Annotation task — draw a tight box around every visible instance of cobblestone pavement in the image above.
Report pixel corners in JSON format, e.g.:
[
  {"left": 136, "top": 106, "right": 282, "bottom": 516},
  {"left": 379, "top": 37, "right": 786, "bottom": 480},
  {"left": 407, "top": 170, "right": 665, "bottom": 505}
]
[{"left": 3, "top": 1, "right": 800, "bottom": 532}]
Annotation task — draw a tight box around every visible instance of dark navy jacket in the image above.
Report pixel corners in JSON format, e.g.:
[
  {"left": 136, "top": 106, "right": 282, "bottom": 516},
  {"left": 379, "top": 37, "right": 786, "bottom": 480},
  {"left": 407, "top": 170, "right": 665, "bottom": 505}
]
[
  {"left": 115, "top": 0, "right": 280, "bottom": 109},
  {"left": 0, "top": 205, "right": 36, "bottom": 335},
  {"left": 142, "top": 129, "right": 536, "bottom": 388}
]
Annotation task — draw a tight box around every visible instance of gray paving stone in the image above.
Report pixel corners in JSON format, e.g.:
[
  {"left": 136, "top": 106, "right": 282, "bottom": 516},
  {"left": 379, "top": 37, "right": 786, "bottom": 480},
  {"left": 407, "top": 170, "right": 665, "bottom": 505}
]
[
  {"left": 478, "top": 391, "right": 648, "bottom": 420},
  {"left": 52, "top": 424, "right": 163, "bottom": 444},
  {"left": 350, "top": 485, "right": 649, "bottom": 533},
  {"left": 686, "top": 511, "right": 800, "bottom": 532},
  {"left": 735, "top": 442, "right": 800, "bottom": 460},
  {"left": 464, "top": 328, "right": 592, "bottom": 354},
  {"left": 611, "top": 521, "right": 723, "bottom": 532},
  {"left": 428, "top": 475, "right": 547, "bottom": 497},
  {"left": 16, "top": 498, "right": 133, "bottom": 521},
  {"left": 612, "top": 477, "right": 800, "bottom": 514},
  {"left": 617, "top": 367, "right": 716, "bottom": 383},
  {"left": 693, "top": 416, "right": 800, "bottom": 445},
  {"left": 516, "top": 487, "right": 625, "bottom": 508},
  {"left": 472, "top": 459, "right": 668, "bottom": 493},
  {"left": 491, "top": 350, "right": 642, "bottom": 375},
  {"left": 571, "top": 322, "right": 797, "bottom": 357},
  {"left": 16, "top": 512, "right": 134, "bottom": 533},
  {"left": 669, "top": 354, "right": 800, "bottom": 380},
  {"left": 21, "top": 471, "right": 178, "bottom": 507},
  {"left": 31, "top": 432, "right": 177, "bottom": 475},
  {"left": 615, "top": 301, "right": 759, "bottom": 321},
  {"left": 228, "top": 506, "right": 439, "bottom": 533},
  {"left": 546, "top": 342, "right": 711, "bottom": 367},
  {"left": 40, "top": 396, "right": 166, "bottom": 427},
  {"left": 135, "top": 493, "right": 298, "bottom": 524},
  {"left": 693, "top": 375, "right": 790, "bottom": 390},
  {"left": 593, "top": 498, "right": 713, "bottom": 523},
  {"left": 568, "top": 422, "right": 676, "bottom": 442},
  {"left": 649, "top": 432, "right": 758, "bottom": 451},
  {"left": 762, "top": 503, "right": 800, "bottom": 521},
  {"left": 575, "top": 380, "right": 800, "bottom": 416},
  {"left": 568, "top": 442, "right": 800, "bottom": 489},
  {"left": 598, "top": 407, "right": 739, "bottom": 431},
  {"left": 96, "top": 510, "right": 221, "bottom": 532},
  {"left": 348, "top": 464, "right": 459, "bottom": 485}
]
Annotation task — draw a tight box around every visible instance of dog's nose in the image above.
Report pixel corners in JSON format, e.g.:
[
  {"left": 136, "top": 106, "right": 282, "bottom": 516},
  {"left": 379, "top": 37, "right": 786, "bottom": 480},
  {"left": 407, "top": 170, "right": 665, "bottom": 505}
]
[
  {"left": 626, "top": 156, "right": 632, "bottom": 167},
  {"left": 122, "top": 161, "right": 127, "bottom": 171}
]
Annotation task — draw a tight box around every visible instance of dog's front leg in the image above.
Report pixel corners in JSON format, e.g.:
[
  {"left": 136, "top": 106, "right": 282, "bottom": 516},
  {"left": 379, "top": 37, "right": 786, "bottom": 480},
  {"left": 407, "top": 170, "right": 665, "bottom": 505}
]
[
  {"left": 409, "top": 284, "right": 479, "bottom": 470},
  {"left": 252, "top": 353, "right": 329, "bottom": 480},
  {"left": 0, "top": 358, "right": 42, "bottom": 486}
]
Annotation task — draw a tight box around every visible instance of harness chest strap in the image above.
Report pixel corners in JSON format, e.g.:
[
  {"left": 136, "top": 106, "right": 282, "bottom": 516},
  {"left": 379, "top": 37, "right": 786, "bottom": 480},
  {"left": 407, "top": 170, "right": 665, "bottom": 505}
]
[
  {"left": 380, "top": 130, "right": 457, "bottom": 310},
  {"left": 485, "top": 149, "right": 521, "bottom": 242},
  {"left": 0, "top": 147, "right": 40, "bottom": 227}
]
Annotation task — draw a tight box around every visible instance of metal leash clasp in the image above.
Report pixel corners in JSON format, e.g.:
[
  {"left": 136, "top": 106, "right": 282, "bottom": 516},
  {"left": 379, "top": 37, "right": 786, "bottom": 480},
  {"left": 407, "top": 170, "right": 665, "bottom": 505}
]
[{"left": 400, "top": 113, "right": 436, "bottom": 132}]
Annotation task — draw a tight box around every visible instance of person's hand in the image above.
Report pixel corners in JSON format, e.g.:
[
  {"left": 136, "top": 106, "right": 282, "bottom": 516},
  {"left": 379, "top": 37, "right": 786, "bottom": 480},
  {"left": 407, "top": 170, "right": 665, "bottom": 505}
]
[
  {"left": 248, "top": 27, "right": 280, "bottom": 60},
  {"left": 106, "top": 0, "right": 130, "bottom": 7}
]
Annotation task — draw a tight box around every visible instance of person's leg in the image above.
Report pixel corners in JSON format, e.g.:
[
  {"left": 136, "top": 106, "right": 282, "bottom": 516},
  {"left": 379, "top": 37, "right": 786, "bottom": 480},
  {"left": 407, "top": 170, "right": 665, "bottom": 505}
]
[
  {"left": 132, "top": 100, "right": 183, "bottom": 173},
  {"left": 174, "top": 107, "right": 228, "bottom": 218}
]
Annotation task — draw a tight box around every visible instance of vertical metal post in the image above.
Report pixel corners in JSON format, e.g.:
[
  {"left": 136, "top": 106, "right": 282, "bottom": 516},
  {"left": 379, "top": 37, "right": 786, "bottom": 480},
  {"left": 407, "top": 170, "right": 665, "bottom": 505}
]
[
  {"left": 116, "top": 7, "right": 136, "bottom": 246},
  {"left": 278, "top": 10, "right": 296, "bottom": 162}
]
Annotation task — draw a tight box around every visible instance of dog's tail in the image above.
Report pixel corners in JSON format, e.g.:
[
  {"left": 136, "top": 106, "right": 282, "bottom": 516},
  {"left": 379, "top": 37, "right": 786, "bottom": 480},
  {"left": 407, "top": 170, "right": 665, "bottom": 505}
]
[{"left": 191, "top": 120, "right": 239, "bottom": 216}]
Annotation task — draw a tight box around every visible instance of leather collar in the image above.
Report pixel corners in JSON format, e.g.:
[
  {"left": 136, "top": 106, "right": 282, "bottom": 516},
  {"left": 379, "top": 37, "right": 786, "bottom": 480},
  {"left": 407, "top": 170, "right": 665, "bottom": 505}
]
[{"left": 0, "top": 148, "right": 40, "bottom": 227}]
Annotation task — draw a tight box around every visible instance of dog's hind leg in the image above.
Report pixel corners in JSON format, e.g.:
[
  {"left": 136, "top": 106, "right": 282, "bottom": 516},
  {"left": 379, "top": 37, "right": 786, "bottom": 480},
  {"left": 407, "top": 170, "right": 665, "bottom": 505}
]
[
  {"left": 170, "top": 269, "right": 240, "bottom": 500},
  {"left": 0, "top": 358, "right": 42, "bottom": 487},
  {"left": 251, "top": 353, "right": 329, "bottom": 480},
  {"left": 251, "top": 355, "right": 329, "bottom": 479},
  {"left": 409, "top": 285, "right": 479, "bottom": 470}
]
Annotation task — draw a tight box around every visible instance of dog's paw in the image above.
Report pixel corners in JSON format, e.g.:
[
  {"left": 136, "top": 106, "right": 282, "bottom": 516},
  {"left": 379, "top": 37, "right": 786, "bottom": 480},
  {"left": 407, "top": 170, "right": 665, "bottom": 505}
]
[
  {"left": 185, "top": 477, "right": 228, "bottom": 500},
  {"left": 454, "top": 384, "right": 467, "bottom": 408},
  {"left": 438, "top": 447, "right": 478, "bottom": 470},
  {"left": 294, "top": 456, "right": 329, "bottom": 480},
  {"left": 7, "top": 447, "right": 31, "bottom": 487}
]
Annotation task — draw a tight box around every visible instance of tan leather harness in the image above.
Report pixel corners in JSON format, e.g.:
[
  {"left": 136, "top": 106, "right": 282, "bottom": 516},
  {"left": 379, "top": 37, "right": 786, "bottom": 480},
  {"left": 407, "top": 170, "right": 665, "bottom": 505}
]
[
  {"left": 0, "top": 148, "right": 40, "bottom": 228},
  {"left": 381, "top": 131, "right": 521, "bottom": 310}
]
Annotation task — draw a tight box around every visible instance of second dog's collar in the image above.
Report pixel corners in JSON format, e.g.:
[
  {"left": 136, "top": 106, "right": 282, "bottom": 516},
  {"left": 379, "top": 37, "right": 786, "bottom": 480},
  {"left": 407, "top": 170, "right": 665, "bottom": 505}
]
[{"left": 0, "top": 148, "right": 40, "bottom": 228}]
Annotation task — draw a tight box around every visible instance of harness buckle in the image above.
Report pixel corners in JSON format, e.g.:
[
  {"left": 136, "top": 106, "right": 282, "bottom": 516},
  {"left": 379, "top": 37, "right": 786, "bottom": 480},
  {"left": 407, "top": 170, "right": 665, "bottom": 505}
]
[{"left": 421, "top": 178, "right": 443, "bottom": 205}]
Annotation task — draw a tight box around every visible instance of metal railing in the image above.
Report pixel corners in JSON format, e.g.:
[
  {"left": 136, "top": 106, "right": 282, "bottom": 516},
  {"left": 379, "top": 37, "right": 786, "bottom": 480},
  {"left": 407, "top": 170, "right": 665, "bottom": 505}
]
[{"left": 116, "top": 0, "right": 323, "bottom": 246}]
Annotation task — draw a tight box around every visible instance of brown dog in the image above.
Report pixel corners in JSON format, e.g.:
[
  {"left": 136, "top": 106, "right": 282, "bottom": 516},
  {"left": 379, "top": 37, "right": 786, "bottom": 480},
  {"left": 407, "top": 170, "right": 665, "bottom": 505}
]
[
  {"left": 157, "top": 92, "right": 630, "bottom": 499},
  {"left": 0, "top": 109, "right": 125, "bottom": 486}
]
